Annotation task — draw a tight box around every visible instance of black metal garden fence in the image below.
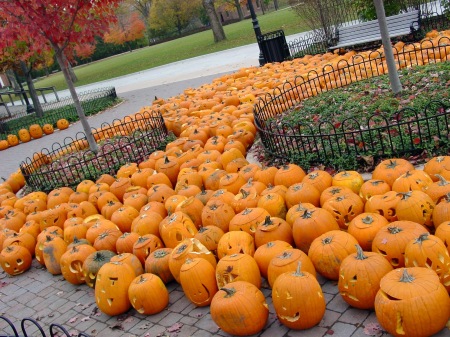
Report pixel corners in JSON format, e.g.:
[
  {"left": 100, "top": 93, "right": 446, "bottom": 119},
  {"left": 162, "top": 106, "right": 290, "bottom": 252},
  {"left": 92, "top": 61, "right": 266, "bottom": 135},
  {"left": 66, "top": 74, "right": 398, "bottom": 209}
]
[
  {"left": 286, "top": 0, "right": 449, "bottom": 59},
  {"left": 19, "top": 110, "right": 169, "bottom": 192},
  {"left": 253, "top": 37, "right": 450, "bottom": 170},
  {"left": 0, "top": 87, "right": 118, "bottom": 139},
  {"left": 0, "top": 315, "right": 90, "bottom": 337}
]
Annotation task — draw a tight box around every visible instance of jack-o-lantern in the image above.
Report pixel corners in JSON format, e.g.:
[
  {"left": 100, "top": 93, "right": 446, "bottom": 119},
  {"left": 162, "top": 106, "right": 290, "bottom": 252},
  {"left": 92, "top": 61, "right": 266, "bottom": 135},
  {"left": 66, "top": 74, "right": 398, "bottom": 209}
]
[
  {"left": 60, "top": 244, "right": 97, "bottom": 285},
  {"left": 56, "top": 118, "right": 69, "bottom": 130},
  {"left": 18, "top": 129, "right": 31, "bottom": 143},
  {"left": 42, "top": 124, "right": 54, "bottom": 135},
  {"left": 272, "top": 262, "right": 325, "bottom": 330},
  {"left": 0, "top": 245, "right": 32, "bottom": 276},
  {"left": 6, "top": 134, "right": 19, "bottom": 147},
  {"left": 128, "top": 273, "right": 169, "bottom": 315},
  {"left": 169, "top": 238, "right": 216, "bottom": 283},
  {"left": 216, "top": 230, "right": 255, "bottom": 259},
  {"left": 216, "top": 253, "right": 261, "bottom": 289},
  {"left": 375, "top": 268, "right": 450, "bottom": 337},
  {"left": 0, "top": 140, "right": 8, "bottom": 150},
  {"left": 29, "top": 124, "right": 43, "bottom": 139},
  {"left": 95, "top": 261, "right": 136, "bottom": 316},
  {"left": 180, "top": 258, "right": 218, "bottom": 307},
  {"left": 159, "top": 211, "right": 198, "bottom": 248}
]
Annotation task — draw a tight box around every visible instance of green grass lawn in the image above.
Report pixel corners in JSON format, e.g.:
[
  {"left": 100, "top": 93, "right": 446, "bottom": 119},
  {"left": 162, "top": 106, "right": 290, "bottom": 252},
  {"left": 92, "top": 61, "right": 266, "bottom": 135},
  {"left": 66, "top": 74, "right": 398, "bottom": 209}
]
[{"left": 33, "top": 8, "right": 308, "bottom": 91}]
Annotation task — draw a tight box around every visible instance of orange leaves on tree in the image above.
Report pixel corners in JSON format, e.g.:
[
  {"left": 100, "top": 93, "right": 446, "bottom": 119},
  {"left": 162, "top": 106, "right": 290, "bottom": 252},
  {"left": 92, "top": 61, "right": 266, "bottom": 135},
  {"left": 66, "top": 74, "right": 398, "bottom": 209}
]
[{"left": 104, "top": 12, "right": 145, "bottom": 46}]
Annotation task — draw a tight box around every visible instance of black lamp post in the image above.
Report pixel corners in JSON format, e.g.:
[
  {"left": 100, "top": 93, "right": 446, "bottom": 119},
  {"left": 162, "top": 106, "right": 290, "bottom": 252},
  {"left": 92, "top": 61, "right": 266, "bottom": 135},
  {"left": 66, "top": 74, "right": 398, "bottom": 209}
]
[
  {"left": 247, "top": 0, "right": 266, "bottom": 65},
  {"left": 14, "top": 70, "right": 34, "bottom": 114}
]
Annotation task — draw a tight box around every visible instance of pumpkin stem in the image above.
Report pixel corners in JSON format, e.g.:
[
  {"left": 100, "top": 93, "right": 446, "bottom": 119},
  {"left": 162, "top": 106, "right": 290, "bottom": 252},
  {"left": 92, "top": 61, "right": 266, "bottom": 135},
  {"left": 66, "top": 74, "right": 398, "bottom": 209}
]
[
  {"left": 387, "top": 226, "right": 402, "bottom": 234},
  {"left": 138, "top": 275, "right": 146, "bottom": 283},
  {"left": 397, "top": 191, "right": 412, "bottom": 200},
  {"left": 263, "top": 215, "right": 272, "bottom": 226},
  {"left": 176, "top": 243, "right": 187, "bottom": 254},
  {"left": 322, "top": 236, "right": 332, "bottom": 244},
  {"left": 399, "top": 268, "right": 415, "bottom": 283},
  {"left": 355, "top": 244, "right": 368, "bottom": 260},
  {"left": 435, "top": 174, "right": 450, "bottom": 186},
  {"left": 221, "top": 287, "right": 236, "bottom": 298},
  {"left": 294, "top": 261, "right": 304, "bottom": 276},
  {"left": 361, "top": 215, "right": 374, "bottom": 225},
  {"left": 301, "top": 209, "right": 314, "bottom": 219},
  {"left": 414, "top": 233, "right": 430, "bottom": 244}
]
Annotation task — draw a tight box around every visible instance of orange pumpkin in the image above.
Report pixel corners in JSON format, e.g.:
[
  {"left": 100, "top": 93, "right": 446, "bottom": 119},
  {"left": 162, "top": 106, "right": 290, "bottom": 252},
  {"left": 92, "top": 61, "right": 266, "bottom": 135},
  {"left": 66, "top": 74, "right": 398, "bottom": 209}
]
[{"left": 56, "top": 118, "right": 70, "bottom": 130}]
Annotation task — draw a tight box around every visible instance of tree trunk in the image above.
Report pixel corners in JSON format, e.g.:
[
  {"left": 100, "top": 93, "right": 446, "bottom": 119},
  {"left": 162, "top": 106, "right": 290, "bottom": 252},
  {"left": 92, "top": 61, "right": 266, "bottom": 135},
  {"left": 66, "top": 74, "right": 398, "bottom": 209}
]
[
  {"left": 6, "top": 69, "right": 19, "bottom": 91},
  {"left": 54, "top": 48, "right": 98, "bottom": 153},
  {"left": 20, "top": 61, "right": 44, "bottom": 118},
  {"left": 235, "top": 0, "right": 244, "bottom": 20},
  {"left": 202, "top": 0, "right": 226, "bottom": 42},
  {"left": 63, "top": 54, "right": 78, "bottom": 83},
  {"left": 273, "top": 0, "right": 279, "bottom": 10}
]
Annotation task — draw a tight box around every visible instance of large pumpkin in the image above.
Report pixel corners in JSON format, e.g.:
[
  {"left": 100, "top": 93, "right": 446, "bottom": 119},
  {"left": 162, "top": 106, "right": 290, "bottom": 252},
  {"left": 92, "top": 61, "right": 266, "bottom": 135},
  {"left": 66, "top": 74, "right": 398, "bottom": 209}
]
[
  {"left": 272, "top": 262, "right": 325, "bottom": 330},
  {"left": 18, "top": 129, "right": 31, "bottom": 143},
  {"left": 374, "top": 267, "right": 450, "bottom": 337},
  {"left": 180, "top": 258, "right": 218, "bottom": 307},
  {"left": 29, "top": 124, "right": 43, "bottom": 139},
  {"left": 95, "top": 261, "right": 136, "bottom": 316},
  {"left": 128, "top": 273, "right": 169, "bottom": 315},
  {"left": 210, "top": 281, "right": 269, "bottom": 336}
]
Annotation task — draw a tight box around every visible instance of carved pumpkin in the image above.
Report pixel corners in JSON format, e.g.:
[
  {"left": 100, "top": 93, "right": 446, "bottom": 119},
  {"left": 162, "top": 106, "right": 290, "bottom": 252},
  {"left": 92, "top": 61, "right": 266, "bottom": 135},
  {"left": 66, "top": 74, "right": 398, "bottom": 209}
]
[
  {"left": 6, "top": 134, "right": 19, "bottom": 147},
  {"left": 169, "top": 238, "right": 216, "bottom": 283},
  {"left": 0, "top": 140, "right": 9, "bottom": 150},
  {"left": 217, "top": 230, "right": 255, "bottom": 259},
  {"left": 110, "top": 253, "right": 144, "bottom": 277},
  {"left": 374, "top": 268, "right": 450, "bottom": 337},
  {"left": 359, "top": 179, "right": 391, "bottom": 201},
  {"left": 115, "top": 232, "right": 140, "bottom": 254},
  {"left": 285, "top": 182, "right": 321, "bottom": 208},
  {"left": 95, "top": 261, "right": 136, "bottom": 316},
  {"left": 159, "top": 211, "right": 198, "bottom": 248},
  {"left": 272, "top": 262, "right": 325, "bottom": 329},
  {"left": 42, "top": 235, "right": 68, "bottom": 275},
  {"left": 321, "top": 192, "right": 364, "bottom": 230},
  {"left": 216, "top": 253, "right": 261, "bottom": 288},
  {"left": 395, "top": 191, "right": 435, "bottom": 229},
  {"left": 210, "top": 281, "right": 268, "bottom": 336},
  {"left": 60, "top": 244, "right": 97, "bottom": 285},
  {"left": 132, "top": 234, "right": 164, "bottom": 265},
  {"left": 391, "top": 170, "right": 433, "bottom": 193},
  {"left": 228, "top": 207, "right": 270, "bottom": 237},
  {"left": 372, "top": 221, "right": 428, "bottom": 269},
  {"left": 338, "top": 245, "right": 393, "bottom": 309},
  {"left": 28, "top": 124, "right": 43, "bottom": 139},
  {"left": 18, "top": 128, "right": 31, "bottom": 143},
  {"left": 0, "top": 245, "right": 32, "bottom": 276},
  {"left": 194, "top": 226, "right": 224, "bottom": 258},
  {"left": 404, "top": 233, "right": 450, "bottom": 291},
  {"left": 130, "top": 211, "right": 163, "bottom": 238},
  {"left": 56, "top": 118, "right": 69, "bottom": 130},
  {"left": 308, "top": 230, "right": 358, "bottom": 280},
  {"left": 93, "top": 228, "right": 123, "bottom": 252},
  {"left": 423, "top": 155, "right": 450, "bottom": 182},
  {"left": 364, "top": 190, "right": 401, "bottom": 222},
  {"left": 128, "top": 273, "right": 169, "bottom": 315},
  {"left": 42, "top": 123, "right": 54, "bottom": 135},
  {"left": 180, "top": 258, "right": 218, "bottom": 306}
]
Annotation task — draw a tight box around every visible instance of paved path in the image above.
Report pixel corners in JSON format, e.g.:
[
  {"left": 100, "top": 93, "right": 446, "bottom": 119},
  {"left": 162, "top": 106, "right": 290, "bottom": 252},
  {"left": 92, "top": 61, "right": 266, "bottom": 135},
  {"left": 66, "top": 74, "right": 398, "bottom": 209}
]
[{"left": 1, "top": 32, "right": 448, "bottom": 337}]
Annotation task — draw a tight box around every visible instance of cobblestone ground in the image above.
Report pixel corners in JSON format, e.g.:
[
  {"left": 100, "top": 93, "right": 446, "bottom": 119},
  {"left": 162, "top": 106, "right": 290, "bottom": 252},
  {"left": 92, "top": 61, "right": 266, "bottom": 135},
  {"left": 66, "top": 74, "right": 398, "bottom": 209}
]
[{"left": 1, "top": 259, "right": 449, "bottom": 337}]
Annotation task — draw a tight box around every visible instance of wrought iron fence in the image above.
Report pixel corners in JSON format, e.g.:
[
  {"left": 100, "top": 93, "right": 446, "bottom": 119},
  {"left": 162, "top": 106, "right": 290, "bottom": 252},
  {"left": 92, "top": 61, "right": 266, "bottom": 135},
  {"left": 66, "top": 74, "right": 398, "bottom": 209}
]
[
  {"left": 20, "top": 110, "right": 169, "bottom": 192},
  {"left": 286, "top": 0, "right": 449, "bottom": 59},
  {"left": 0, "top": 315, "right": 90, "bottom": 337},
  {"left": 0, "top": 87, "right": 118, "bottom": 139},
  {"left": 254, "top": 37, "right": 450, "bottom": 170}
]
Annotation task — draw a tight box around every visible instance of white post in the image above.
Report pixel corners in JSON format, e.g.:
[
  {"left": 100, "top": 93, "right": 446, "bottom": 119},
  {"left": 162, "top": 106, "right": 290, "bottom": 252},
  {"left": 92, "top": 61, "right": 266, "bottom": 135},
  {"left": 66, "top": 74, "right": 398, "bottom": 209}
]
[{"left": 373, "top": 0, "right": 403, "bottom": 94}]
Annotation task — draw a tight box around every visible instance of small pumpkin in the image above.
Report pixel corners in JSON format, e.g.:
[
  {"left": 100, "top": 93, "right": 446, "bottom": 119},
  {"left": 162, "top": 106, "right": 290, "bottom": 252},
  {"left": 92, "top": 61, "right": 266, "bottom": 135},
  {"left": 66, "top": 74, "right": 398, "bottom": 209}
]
[
  {"left": 60, "top": 244, "right": 97, "bottom": 285},
  {"left": 42, "top": 123, "right": 54, "bottom": 135},
  {"left": 0, "top": 245, "right": 32, "bottom": 276},
  {"left": 82, "top": 250, "right": 117, "bottom": 288},
  {"left": 6, "top": 134, "right": 19, "bottom": 147},
  {"left": 29, "top": 124, "right": 43, "bottom": 139},
  {"left": 18, "top": 128, "right": 31, "bottom": 143},
  {"left": 56, "top": 118, "right": 70, "bottom": 130},
  {"left": 180, "top": 258, "right": 218, "bottom": 307}
]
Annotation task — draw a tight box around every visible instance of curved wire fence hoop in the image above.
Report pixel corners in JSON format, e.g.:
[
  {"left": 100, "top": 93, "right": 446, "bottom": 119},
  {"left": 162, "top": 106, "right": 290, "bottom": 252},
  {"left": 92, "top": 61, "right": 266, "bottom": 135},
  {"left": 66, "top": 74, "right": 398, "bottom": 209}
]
[{"left": 253, "top": 39, "right": 450, "bottom": 169}]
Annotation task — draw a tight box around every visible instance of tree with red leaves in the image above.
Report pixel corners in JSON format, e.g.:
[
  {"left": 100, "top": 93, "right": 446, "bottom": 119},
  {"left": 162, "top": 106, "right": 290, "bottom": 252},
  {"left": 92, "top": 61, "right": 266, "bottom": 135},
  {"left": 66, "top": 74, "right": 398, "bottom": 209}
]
[{"left": 0, "top": 0, "right": 122, "bottom": 152}]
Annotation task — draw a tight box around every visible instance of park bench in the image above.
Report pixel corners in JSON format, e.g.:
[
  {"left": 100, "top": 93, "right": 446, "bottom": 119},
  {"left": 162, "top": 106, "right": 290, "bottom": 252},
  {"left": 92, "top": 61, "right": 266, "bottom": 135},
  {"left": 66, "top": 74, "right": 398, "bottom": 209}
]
[{"left": 328, "top": 9, "right": 421, "bottom": 51}]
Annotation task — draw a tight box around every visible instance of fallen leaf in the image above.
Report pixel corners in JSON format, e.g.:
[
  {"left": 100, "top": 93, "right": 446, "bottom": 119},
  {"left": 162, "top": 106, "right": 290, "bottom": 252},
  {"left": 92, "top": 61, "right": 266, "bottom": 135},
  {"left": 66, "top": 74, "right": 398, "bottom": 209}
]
[
  {"left": 56, "top": 291, "right": 64, "bottom": 296},
  {"left": 167, "top": 323, "right": 183, "bottom": 332},
  {"left": 68, "top": 316, "right": 78, "bottom": 324},
  {"left": 109, "top": 323, "right": 124, "bottom": 331},
  {"left": 363, "top": 322, "right": 383, "bottom": 336},
  {"left": 327, "top": 329, "right": 334, "bottom": 335},
  {"left": 81, "top": 316, "right": 90, "bottom": 322}
]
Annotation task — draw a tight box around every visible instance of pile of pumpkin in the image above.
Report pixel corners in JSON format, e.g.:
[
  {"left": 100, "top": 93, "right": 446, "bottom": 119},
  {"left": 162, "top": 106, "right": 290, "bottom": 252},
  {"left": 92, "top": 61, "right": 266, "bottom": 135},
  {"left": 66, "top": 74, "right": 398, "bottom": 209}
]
[
  {"left": 1, "top": 148, "right": 450, "bottom": 336},
  {"left": 0, "top": 118, "right": 70, "bottom": 151}
]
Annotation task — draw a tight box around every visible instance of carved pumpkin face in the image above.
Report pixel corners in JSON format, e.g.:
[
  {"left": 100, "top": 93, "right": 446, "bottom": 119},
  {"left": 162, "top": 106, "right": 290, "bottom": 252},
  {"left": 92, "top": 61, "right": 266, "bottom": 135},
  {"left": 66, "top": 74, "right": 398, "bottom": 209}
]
[
  {"left": 18, "top": 129, "right": 31, "bottom": 143},
  {"left": 42, "top": 124, "right": 54, "bottom": 135},
  {"left": 56, "top": 118, "right": 69, "bottom": 130},
  {"left": 128, "top": 273, "right": 169, "bottom": 315},
  {"left": 29, "top": 124, "right": 43, "bottom": 139},
  {"left": 0, "top": 245, "right": 32, "bottom": 275},
  {"left": 94, "top": 261, "right": 136, "bottom": 316},
  {"left": 216, "top": 253, "right": 261, "bottom": 289}
]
